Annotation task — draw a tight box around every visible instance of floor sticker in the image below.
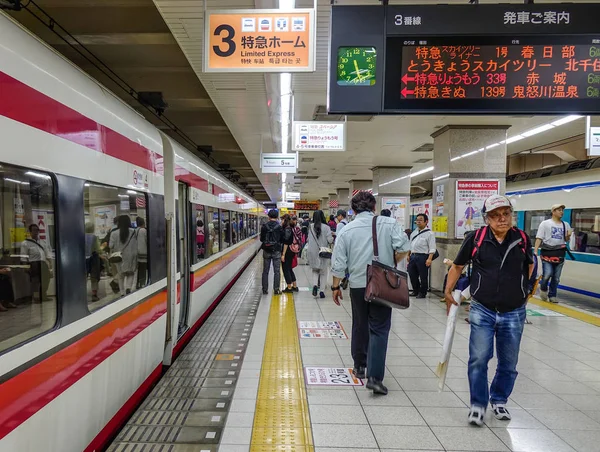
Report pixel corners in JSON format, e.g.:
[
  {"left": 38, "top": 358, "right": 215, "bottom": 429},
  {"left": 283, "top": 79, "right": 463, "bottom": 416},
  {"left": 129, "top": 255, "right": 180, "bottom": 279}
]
[
  {"left": 298, "top": 321, "right": 344, "bottom": 329},
  {"left": 299, "top": 328, "right": 348, "bottom": 339},
  {"left": 304, "top": 367, "right": 363, "bottom": 386},
  {"left": 526, "top": 308, "right": 565, "bottom": 317}
]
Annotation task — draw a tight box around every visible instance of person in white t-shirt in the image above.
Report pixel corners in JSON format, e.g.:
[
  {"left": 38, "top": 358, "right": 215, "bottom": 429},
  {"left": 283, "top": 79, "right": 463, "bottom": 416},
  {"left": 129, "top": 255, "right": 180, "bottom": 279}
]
[{"left": 534, "top": 204, "right": 572, "bottom": 303}]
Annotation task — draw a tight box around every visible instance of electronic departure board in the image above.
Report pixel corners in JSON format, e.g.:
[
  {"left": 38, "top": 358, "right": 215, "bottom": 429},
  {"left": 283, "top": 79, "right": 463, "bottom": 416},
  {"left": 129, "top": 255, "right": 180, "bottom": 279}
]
[
  {"left": 328, "top": 4, "right": 600, "bottom": 115},
  {"left": 384, "top": 37, "right": 600, "bottom": 113}
]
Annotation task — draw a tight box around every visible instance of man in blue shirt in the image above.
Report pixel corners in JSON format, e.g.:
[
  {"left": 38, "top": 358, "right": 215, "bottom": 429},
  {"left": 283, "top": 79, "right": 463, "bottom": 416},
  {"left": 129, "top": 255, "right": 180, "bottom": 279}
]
[{"left": 331, "top": 192, "right": 410, "bottom": 395}]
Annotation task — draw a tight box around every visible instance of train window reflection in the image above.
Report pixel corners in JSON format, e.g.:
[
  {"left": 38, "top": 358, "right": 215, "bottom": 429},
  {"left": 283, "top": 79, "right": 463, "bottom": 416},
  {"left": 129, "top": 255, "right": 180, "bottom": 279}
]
[
  {"left": 0, "top": 165, "right": 56, "bottom": 353},
  {"left": 221, "top": 210, "right": 231, "bottom": 249},
  {"left": 524, "top": 210, "right": 551, "bottom": 239},
  {"left": 193, "top": 204, "right": 206, "bottom": 263},
  {"left": 206, "top": 207, "right": 219, "bottom": 257},
  {"left": 84, "top": 183, "right": 148, "bottom": 312},
  {"left": 572, "top": 208, "right": 600, "bottom": 254}
]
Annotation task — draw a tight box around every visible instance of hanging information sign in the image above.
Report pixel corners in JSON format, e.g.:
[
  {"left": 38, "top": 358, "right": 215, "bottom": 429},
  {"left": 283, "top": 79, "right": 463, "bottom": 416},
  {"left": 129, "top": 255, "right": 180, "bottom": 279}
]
[
  {"left": 261, "top": 153, "right": 297, "bottom": 174},
  {"left": 205, "top": 9, "right": 316, "bottom": 72},
  {"left": 292, "top": 121, "right": 346, "bottom": 151}
]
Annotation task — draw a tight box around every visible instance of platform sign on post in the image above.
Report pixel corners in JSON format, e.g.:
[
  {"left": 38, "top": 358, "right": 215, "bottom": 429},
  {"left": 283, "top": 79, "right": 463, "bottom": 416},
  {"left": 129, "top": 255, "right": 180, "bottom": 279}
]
[
  {"left": 455, "top": 180, "right": 499, "bottom": 238},
  {"left": 292, "top": 121, "right": 346, "bottom": 151},
  {"left": 329, "top": 4, "right": 600, "bottom": 114},
  {"left": 204, "top": 9, "right": 316, "bottom": 72},
  {"left": 286, "top": 191, "right": 301, "bottom": 201},
  {"left": 589, "top": 127, "right": 600, "bottom": 156},
  {"left": 261, "top": 153, "right": 297, "bottom": 174}
]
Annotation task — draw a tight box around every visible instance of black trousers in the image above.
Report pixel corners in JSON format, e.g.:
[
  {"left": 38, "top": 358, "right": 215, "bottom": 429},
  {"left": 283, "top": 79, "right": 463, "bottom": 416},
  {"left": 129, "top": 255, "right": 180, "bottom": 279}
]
[
  {"left": 408, "top": 254, "right": 429, "bottom": 296},
  {"left": 350, "top": 288, "right": 392, "bottom": 381},
  {"left": 282, "top": 250, "right": 296, "bottom": 285}
]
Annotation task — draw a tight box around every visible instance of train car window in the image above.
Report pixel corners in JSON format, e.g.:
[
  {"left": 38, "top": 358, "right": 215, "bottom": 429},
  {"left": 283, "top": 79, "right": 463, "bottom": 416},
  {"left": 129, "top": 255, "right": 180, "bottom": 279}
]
[
  {"left": 572, "top": 208, "right": 600, "bottom": 254},
  {"left": 241, "top": 214, "right": 248, "bottom": 240},
  {"left": 231, "top": 212, "right": 239, "bottom": 244},
  {"left": 84, "top": 183, "right": 148, "bottom": 312},
  {"left": 220, "top": 210, "right": 231, "bottom": 249},
  {"left": 248, "top": 215, "right": 254, "bottom": 236},
  {"left": 524, "top": 210, "right": 551, "bottom": 240},
  {"left": 206, "top": 207, "right": 219, "bottom": 257},
  {"left": 0, "top": 165, "right": 56, "bottom": 353},
  {"left": 193, "top": 204, "right": 206, "bottom": 263}
]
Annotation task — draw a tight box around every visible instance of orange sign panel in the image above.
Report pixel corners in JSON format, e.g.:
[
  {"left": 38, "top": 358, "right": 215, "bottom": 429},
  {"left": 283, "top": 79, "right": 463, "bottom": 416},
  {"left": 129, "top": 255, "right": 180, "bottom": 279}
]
[{"left": 204, "top": 9, "right": 315, "bottom": 73}]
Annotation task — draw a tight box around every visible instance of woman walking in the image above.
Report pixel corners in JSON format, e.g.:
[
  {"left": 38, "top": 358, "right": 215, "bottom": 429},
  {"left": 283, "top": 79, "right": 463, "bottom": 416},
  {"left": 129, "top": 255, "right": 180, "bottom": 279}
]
[
  {"left": 281, "top": 214, "right": 301, "bottom": 293},
  {"left": 307, "top": 210, "right": 333, "bottom": 298}
]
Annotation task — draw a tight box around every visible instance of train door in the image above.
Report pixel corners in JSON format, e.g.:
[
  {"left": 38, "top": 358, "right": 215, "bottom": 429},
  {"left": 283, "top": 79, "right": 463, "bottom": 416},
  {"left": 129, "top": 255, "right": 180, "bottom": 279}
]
[{"left": 177, "top": 182, "right": 191, "bottom": 336}]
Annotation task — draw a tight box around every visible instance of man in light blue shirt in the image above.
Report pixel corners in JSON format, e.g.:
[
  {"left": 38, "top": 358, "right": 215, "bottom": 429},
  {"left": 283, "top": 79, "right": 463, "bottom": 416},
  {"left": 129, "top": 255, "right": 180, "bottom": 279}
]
[{"left": 331, "top": 191, "right": 409, "bottom": 395}]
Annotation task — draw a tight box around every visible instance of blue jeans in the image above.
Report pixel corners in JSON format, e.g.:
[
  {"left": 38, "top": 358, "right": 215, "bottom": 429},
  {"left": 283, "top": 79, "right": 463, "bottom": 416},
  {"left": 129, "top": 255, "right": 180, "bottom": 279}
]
[
  {"left": 540, "top": 260, "right": 564, "bottom": 298},
  {"left": 468, "top": 301, "right": 526, "bottom": 408}
]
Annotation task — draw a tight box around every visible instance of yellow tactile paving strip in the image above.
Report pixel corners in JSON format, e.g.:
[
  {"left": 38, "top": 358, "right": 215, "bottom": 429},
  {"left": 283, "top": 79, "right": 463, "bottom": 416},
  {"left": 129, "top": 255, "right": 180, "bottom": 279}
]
[
  {"left": 529, "top": 296, "right": 600, "bottom": 327},
  {"left": 250, "top": 293, "right": 314, "bottom": 452}
]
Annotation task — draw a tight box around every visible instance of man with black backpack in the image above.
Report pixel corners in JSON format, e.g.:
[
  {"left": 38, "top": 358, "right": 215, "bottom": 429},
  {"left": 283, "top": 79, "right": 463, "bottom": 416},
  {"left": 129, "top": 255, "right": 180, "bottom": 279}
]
[
  {"left": 408, "top": 213, "right": 437, "bottom": 298},
  {"left": 444, "top": 195, "right": 534, "bottom": 427},
  {"left": 260, "top": 209, "right": 283, "bottom": 295}
]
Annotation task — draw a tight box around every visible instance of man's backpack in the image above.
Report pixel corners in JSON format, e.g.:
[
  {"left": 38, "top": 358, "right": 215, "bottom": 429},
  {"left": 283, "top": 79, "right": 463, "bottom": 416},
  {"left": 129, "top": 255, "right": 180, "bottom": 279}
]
[
  {"left": 263, "top": 225, "right": 280, "bottom": 250},
  {"left": 471, "top": 226, "right": 527, "bottom": 261}
]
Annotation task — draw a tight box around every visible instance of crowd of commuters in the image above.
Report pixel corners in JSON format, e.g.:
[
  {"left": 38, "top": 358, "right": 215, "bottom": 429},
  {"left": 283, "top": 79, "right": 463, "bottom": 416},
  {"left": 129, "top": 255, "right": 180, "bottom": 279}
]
[{"left": 259, "top": 191, "right": 554, "bottom": 427}]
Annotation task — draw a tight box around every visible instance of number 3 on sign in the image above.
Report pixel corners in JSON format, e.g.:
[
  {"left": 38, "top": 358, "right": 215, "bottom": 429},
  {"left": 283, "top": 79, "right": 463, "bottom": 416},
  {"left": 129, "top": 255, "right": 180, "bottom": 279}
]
[{"left": 213, "top": 24, "right": 236, "bottom": 57}]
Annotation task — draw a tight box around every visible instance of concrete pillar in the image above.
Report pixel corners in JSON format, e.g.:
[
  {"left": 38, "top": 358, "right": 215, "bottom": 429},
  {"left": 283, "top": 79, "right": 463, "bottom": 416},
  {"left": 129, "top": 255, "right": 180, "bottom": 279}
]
[
  {"left": 321, "top": 197, "right": 329, "bottom": 212},
  {"left": 337, "top": 188, "right": 349, "bottom": 212},
  {"left": 430, "top": 125, "right": 510, "bottom": 291},
  {"left": 372, "top": 166, "right": 411, "bottom": 230},
  {"left": 348, "top": 180, "right": 373, "bottom": 208}
]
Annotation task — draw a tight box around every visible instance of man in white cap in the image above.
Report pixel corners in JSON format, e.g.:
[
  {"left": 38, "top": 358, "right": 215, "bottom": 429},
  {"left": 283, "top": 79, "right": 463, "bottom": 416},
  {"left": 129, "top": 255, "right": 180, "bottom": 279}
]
[
  {"left": 445, "top": 194, "right": 534, "bottom": 427},
  {"left": 534, "top": 204, "right": 572, "bottom": 303}
]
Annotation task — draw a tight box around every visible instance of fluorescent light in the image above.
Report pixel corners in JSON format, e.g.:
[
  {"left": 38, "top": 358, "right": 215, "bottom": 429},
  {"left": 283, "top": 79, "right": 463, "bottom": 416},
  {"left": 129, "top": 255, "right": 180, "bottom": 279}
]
[
  {"left": 279, "top": 0, "right": 295, "bottom": 8},
  {"left": 462, "top": 150, "right": 479, "bottom": 158},
  {"left": 410, "top": 166, "right": 434, "bottom": 178},
  {"left": 25, "top": 171, "right": 51, "bottom": 179},
  {"left": 127, "top": 190, "right": 138, "bottom": 194},
  {"left": 522, "top": 123, "right": 555, "bottom": 137},
  {"left": 450, "top": 156, "right": 462, "bottom": 162},
  {"left": 505, "top": 135, "right": 525, "bottom": 144},
  {"left": 486, "top": 143, "right": 500, "bottom": 150},
  {"left": 282, "top": 173, "right": 287, "bottom": 182},
  {"left": 551, "top": 115, "right": 582, "bottom": 126},
  {"left": 433, "top": 173, "right": 449, "bottom": 181},
  {"left": 118, "top": 194, "right": 129, "bottom": 198},
  {"left": 5, "top": 178, "right": 29, "bottom": 185}
]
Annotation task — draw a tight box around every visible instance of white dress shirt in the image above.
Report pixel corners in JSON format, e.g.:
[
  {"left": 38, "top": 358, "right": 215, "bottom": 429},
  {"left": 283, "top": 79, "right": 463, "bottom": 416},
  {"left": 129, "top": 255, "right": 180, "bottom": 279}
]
[
  {"left": 20, "top": 238, "right": 52, "bottom": 264},
  {"left": 409, "top": 228, "right": 436, "bottom": 255}
]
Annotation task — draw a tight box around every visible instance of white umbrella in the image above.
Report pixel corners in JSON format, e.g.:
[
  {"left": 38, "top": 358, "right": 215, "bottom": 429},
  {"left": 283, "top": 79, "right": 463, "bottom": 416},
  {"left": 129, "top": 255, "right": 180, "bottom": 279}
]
[{"left": 435, "top": 289, "right": 465, "bottom": 391}]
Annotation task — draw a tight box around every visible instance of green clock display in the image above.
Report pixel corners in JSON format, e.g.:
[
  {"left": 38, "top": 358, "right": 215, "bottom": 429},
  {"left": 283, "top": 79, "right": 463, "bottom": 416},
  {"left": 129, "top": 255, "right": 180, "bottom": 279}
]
[{"left": 337, "top": 46, "right": 377, "bottom": 86}]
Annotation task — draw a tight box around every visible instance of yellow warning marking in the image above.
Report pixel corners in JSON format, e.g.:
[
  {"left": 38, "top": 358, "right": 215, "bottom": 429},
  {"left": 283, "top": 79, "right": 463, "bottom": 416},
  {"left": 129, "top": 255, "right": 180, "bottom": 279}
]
[
  {"left": 215, "top": 354, "right": 235, "bottom": 361},
  {"left": 250, "top": 292, "right": 314, "bottom": 452},
  {"left": 529, "top": 297, "right": 600, "bottom": 327}
]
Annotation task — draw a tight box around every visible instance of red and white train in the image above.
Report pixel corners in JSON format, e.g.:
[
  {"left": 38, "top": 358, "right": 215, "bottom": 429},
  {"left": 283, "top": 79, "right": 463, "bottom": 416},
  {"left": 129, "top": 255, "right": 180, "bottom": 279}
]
[{"left": 0, "top": 12, "right": 265, "bottom": 452}]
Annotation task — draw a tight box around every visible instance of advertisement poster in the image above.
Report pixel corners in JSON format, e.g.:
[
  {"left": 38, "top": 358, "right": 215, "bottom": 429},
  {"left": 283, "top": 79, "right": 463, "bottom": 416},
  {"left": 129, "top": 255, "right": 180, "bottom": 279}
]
[
  {"left": 293, "top": 121, "right": 346, "bottom": 151},
  {"left": 455, "top": 180, "right": 499, "bottom": 239},
  {"left": 432, "top": 216, "right": 448, "bottom": 238},
  {"left": 435, "top": 184, "right": 444, "bottom": 216},
  {"left": 381, "top": 197, "right": 408, "bottom": 229},
  {"left": 304, "top": 367, "right": 363, "bottom": 386},
  {"left": 411, "top": 199, "right": 432, "bottom": 217},
  {"left": 93, "top": 205, "right": 117, "bottom": 238}
]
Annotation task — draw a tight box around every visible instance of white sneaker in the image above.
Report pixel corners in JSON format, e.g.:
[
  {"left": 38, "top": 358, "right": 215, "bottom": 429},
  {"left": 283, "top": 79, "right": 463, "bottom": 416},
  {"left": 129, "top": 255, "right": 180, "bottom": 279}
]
[
  {"left": 491, "top": 403, "right": 511, "bottom": 420},
  {"left": 468, "top": 405, "right": 485, "bottom": 426},
  {"left": 549, "top": 297, "right": 558, "bottom": 303},
  {"left": 540, "top": 291, "right": 548, "bottom": 301}
]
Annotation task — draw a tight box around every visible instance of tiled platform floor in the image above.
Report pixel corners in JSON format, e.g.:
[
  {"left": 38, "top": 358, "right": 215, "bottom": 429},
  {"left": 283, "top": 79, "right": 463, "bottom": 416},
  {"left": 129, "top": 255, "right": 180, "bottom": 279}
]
[{"left": 222, "top": 258, "right": 600, "bottom": 452}]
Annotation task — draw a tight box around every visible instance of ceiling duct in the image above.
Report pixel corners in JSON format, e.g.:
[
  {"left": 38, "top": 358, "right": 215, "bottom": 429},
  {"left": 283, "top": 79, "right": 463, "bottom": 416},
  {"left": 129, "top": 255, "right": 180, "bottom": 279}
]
[
  {"left": 312, "top": 105, "right": 374, "bottom": 122},
  {"left": 411, "top": 143, "right": 434, "bottom": 153}
]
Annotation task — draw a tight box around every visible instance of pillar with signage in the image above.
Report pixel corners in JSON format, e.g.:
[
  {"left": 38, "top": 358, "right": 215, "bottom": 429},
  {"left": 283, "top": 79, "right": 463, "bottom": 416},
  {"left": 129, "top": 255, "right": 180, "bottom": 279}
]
[
  {"left": 372, "top": 167, "right": 411, "bottom": 231},
  {"left": 349, "top": 180, "right": 373, "bottom": 202},
  {"left": 328, "top": 193, "right": 339, "bottom": 217},
  {"left": 430, "top": 125, "right": 509, "bottom": 291},
  {"left": 337, "top": 188, "right": 350, "bottom": 214},
  {"left": 320, "top": 197, "right": 329, "bottom": 212}
]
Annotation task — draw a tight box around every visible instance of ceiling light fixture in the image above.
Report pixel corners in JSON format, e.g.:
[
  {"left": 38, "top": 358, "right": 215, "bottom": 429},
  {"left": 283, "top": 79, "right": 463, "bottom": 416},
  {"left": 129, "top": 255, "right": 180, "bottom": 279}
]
[
  {"left": 505, "top": 135, "right": 525, "bottom": 144},
  {"left": 433, "top": 173, "right": 449, "bottom": 181},
  {"left": 522, "top": 123, "right": 555, "bottom": 137},
  {"left": 551, "top": 115, "right": 582, "bottom": 126}
]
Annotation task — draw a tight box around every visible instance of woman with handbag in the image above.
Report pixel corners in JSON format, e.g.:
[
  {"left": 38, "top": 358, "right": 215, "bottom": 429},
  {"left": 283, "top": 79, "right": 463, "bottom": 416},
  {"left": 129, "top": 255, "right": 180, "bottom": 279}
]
[
  {"left": 281, "top": 215, "right": 301, "bottom": 293},
  {"left": 109, "top": 215, "right": 138, "bottom": 297},
  {"left": 307, "top": 210, "right": 333, "bottom": 298}
]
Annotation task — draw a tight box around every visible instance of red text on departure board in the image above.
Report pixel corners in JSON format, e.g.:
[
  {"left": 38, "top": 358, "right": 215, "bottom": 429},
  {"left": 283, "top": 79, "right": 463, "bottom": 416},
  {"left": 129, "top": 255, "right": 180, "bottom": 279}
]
[{"left": 400, "top": 44, "right": 600, "bottom": 100}]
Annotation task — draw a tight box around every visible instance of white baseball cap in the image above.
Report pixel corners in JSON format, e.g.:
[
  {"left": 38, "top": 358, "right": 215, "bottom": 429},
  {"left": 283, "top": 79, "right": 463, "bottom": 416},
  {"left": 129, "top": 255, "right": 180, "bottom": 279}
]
[
  {"left": 482, "top": 194, "right": 512, "bottom": 214},
  {"left": 551, "top": 204, "right": 566, "bottom": 211}
]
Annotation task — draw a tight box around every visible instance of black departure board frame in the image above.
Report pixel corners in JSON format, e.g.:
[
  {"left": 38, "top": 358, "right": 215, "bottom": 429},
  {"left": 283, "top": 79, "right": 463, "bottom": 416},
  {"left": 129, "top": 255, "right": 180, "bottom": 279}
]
[{"left": 328, "top": 3, "right": 600, "bottom": 115}]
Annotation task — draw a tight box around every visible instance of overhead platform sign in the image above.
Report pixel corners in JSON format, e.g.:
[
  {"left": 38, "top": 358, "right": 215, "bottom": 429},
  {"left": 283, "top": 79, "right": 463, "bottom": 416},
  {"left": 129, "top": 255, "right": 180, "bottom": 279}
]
[
  {"left": 261, "top": 153, "right": 297, "bottom": 174},
  {"left": 329, "top": 4, "right": 600, "bottom": 114},
  {"left": 292, "top": 121, "right": 346, "bottom": 151},
  {"left": 205, "top": 9, "right": 316, "bottom": 72}
]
